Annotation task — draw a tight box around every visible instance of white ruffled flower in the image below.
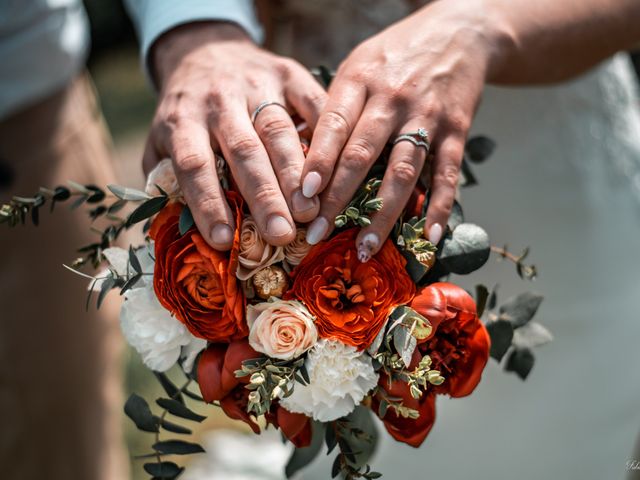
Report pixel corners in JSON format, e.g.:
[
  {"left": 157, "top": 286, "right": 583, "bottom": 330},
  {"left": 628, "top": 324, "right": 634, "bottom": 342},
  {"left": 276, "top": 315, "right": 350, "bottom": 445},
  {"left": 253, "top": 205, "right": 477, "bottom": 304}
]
[
  {"left": 120, "top": 281, "right": 202, "bottom": 372},
  {"left": 145, "top": 158, "right": 180, "bottom": 197},
  {"left": 91, "top": 244, "right": 155, "bottom": 291},
  {"left": 280, "top": 339, "right": 378, "bottom": 422}
]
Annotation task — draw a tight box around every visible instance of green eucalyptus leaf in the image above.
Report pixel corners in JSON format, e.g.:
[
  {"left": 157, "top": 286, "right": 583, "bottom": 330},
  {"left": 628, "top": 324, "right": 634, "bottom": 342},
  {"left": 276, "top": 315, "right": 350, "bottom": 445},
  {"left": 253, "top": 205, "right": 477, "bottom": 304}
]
[
  {"left": 143, "top": 461, "right": 184, "bottom": 479},
  {"left": 500, "top": 292, "right": 544, "bottom": 328},
  {"left": 486, "top": 319, "right": 514, "bottom": 362},
  {"left": 465, "top": 136, "right": 496, "bottom": 163},
  {"left": 126, "top": 196, "right": 169, "bottom": 227},
  {"left": 179, "top": 205, "right": 195, "bottom": 236},
  {"left": 460, "top": 159, "right": 478, "bottom": 187},
  {"left": 120, "top": 273, "right": 142, "bottom": 295},
  {"left": 341, "top": 407, "right": 378, "bottom": 469},
  {"left": 124, "top": 393, "right": 158, "bottom": 433},
  {"left": 512, "top": 321, "right": 553, "bottom": 349},
  {"left": 152, "top": 439, "right": 205, "bottom": 455},
  {"left": 400, "top": 249, "right": 430, "bottom": 284},
  {"left": 505, "top": 347, "right": 535, "bottom": 380},
  {"left": 154, "top": 372, "right": 184, "bottom": 404},
  {"left": 285, "top": 421, "right": 326, "bottom": 478},
  {"left": 448, "top": 200, "right": 464, "bottom": 231},
  {"left": 475, "top": 284, "right": 490, "bottom": 318},
  {"left": 129, "top": 245, "right": 142, "bottom": 274},
  {"left": 438, "top": 223, "right": 490, "bottom": 275},
  {"left": 325, "top": 423, "right": 338, "bottom": 454},
  {"left": 97, "top": 275, "right": 116, "bottom": 309},
  {"left": 156, "top": 398, "right": 205, "bottom": 422},
  {"left": 160, "top": 418, "right": 192, "bottom": 435},
  {"left": 108, "top": 184, "right": 152, "bottom": 201}
]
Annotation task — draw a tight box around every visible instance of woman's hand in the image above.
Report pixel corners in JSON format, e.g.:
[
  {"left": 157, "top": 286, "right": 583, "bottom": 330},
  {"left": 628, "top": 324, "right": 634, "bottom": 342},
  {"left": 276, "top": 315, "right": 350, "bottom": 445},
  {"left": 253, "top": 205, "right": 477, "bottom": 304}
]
[
  {"left": 146, "top": 22, "right": 327, "bottom": 250},
  {"left": 301, "top": 1, "right": 514, "bottom": 260}
]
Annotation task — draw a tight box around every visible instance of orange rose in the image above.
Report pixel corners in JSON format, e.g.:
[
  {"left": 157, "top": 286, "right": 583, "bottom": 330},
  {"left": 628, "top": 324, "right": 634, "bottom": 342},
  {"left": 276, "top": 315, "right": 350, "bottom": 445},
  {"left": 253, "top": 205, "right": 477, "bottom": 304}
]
[
  {"left": 372, "top": 349, "right": 437, "bottom": 448},
  {"left": 149, "top": 193, "right": 247, "bottom": 342},
  {"left": 411, "top": 282, "right": 490, "bottom": 398},
  {"left": 197, "top": 340, "right": 260, "bottom": 433},
  {"left": 286, "top": 228, "right": 415, "bottom": 350}
]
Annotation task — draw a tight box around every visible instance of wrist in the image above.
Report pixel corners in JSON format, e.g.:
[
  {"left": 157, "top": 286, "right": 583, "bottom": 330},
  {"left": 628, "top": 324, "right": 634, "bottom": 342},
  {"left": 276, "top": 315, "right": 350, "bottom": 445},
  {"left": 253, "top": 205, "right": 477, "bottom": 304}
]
[{"left": 151, "top": 21, "right": 253, "bottom": 88}]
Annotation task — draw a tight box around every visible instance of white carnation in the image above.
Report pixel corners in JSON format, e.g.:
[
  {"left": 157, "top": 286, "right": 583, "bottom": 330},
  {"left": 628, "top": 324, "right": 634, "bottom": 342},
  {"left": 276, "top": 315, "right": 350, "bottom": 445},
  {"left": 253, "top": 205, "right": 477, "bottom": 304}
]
[
  {"left": 280, "top": 339, "right": 378, "bottom": 422},
  {"left": 120, "top": 283, "right": 200, "bottom": 372}
]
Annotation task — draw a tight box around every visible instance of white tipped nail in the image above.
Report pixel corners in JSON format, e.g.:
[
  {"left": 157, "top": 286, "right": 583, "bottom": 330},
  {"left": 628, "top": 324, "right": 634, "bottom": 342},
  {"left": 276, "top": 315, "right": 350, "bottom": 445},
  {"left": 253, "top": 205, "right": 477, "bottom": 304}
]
[
  {"left": 306, "top": 217, "right": 329, "bottom": 245},
  {"left": 428, "top": 223, "right": 443, "bottom": 245},
  {"left": 357, "top": 233, "right": 379, "bottom": 263},
  {"left": 302, "top": 171, "right": 322, "bottom": 198}
]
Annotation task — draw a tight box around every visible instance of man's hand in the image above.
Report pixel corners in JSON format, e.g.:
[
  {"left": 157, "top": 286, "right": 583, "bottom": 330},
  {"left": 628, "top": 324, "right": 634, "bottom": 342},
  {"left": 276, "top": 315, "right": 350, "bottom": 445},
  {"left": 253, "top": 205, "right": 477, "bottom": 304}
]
[{"left": 145, "top": 22, "right": 327, "bottom": 249}]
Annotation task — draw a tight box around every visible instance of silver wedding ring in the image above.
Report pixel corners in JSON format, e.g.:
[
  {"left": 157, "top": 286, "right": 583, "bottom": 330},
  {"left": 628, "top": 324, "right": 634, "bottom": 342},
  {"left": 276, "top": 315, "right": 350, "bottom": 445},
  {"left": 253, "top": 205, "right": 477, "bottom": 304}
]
[
  {"left": 391, "top": 128, "right": 431, "bottom": 153},
  {"left": 251, "top": 101, "right": 288, "bottom": 124}
]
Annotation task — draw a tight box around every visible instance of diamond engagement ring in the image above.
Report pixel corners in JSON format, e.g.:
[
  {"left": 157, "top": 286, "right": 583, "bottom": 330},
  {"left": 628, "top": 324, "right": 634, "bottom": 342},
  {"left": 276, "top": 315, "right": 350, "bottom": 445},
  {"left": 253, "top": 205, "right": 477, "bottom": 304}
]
[
  {"left": 251, "top": 101, "right": 288, "bottom": 124},
  {"left": 391, "top": 128, "right": 431, "bottom": 153}
]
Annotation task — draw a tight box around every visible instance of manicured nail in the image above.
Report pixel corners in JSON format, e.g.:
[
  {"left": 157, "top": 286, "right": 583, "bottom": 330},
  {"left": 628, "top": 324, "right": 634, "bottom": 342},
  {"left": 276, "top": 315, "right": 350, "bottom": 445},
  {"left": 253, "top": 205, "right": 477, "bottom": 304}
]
[
  {"left": 428, "top": 223, "right": 443, "bottom": 245},
  {"left": 357, "top": 233, "right": 379, "bottom": 263},
  {"left": 292, "top": 190, "right": 316, "bottom": 213},
  {"left": 267, "top": 215, "right": 293, "bottom": 238},
  {"left": 211, "top": 223, "right": 233, "bottom": 246},
  {"left": 306, "top": 217, "right": 329, "bottom": 245},
  {"left": 302, "top": 171, "right": 322, "bottom": 198}
]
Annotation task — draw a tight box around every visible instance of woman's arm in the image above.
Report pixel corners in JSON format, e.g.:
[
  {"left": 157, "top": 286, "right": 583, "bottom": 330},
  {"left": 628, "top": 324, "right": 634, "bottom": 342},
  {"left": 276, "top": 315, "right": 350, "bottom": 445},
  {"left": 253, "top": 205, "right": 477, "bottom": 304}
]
[
  {"left": 301, "top": 0, "right": 640, "bottom": 260},
  {"left": 486, "top": 0, "right": 640, "bottom": 83}
]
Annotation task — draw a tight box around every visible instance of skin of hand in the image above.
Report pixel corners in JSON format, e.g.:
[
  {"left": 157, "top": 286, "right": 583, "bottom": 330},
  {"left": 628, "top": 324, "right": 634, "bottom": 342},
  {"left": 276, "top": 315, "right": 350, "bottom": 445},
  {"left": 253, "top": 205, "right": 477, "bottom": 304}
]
[
  {"left": 145, "top": 22, "right": 327, "bottom": 250},
  {"left": 300, "top": 0, "right": 640, "bottom": 262}
]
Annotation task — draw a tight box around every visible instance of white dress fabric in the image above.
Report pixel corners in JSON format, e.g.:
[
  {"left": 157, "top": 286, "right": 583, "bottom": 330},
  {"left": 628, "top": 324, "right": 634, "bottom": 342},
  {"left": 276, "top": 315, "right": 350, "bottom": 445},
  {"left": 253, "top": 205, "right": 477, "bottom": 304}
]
[{"left": 190, "top": 2, "right": 640, "bottom": 479}]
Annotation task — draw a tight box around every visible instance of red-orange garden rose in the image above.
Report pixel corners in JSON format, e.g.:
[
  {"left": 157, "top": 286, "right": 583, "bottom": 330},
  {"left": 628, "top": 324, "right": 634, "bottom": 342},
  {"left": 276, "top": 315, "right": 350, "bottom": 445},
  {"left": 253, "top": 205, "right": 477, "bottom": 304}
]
[
  {"left": 149, "top": 193, "right": 247, "bottom": 342},
  {"left": 286, "top": 228, "right": 415, "bottom": 350},
  {"left": 411, "top": 282, "right": 490, "bottom": 397}
]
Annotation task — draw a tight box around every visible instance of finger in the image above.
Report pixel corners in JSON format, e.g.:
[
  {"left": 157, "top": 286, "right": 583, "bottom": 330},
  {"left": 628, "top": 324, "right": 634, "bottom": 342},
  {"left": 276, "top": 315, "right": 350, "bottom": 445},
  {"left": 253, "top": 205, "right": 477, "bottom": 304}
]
[
  {"left": 142, "top": 132, "right": 163, "bottom": 176},
  {"left": 425, "top": 135, "right": 466, "bottom": 245},
  {"left": 300, "top": 81, "right": 366, "bottom": 199},
  {"left": 306, "top": 102, "right": 397, "bottom": 245},
  {"left": 213, "top": 102, "right": 296, "bottom": 246},
  {"left": 283, "top": 61, "right": 328, "bottom": 130},
  {"left": 252, "top": 98, "right": 319, "bottom": 223},
  {"left": 356, "top": 125, "right": 428, "bottom": 262},
  {"left": 165, "top": 120, "right": 236, "bottom": 251}
]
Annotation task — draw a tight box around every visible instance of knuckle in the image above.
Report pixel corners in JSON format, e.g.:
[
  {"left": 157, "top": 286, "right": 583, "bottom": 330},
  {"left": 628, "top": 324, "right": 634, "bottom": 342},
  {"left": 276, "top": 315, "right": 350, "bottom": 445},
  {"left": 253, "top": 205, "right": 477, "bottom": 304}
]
[
  {"left": 389, "top": 158, "right": 419, "bottom": 187},
  {"left": 226, "top": 135, "right": 262, "bottom": 161},
  {"left": 174, "top": 152, "right": 208, "bottom": 175},
  {"left": 259, "top": 116, "right": 292, "bottom": 140},
  {"left": 321, "top": 109, "right": 352, "bottom": 135},
  {"left": 435, "top": 162, "right": 460, "bottom": 189},
  {"left": 341, "top": 142, "right": 374, "bottom": 171},
  {"left": 447, "top": 110, "right": 471, "bottom": 133},
  {"left": 252, "top": 183, "right": 283, "bottom": 209}
]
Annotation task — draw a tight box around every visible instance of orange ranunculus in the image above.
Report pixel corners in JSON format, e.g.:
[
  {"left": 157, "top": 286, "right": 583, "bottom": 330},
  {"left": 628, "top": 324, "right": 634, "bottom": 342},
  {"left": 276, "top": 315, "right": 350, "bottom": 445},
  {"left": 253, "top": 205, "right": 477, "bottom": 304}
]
[
  {"left": 286, "top": 228, "right": 415, "bottom": 350},
  {"left": 149, "top": 193, "right": 247, "bottom": 342},
  {"left": 372, "top": 350, "right": 436, "bottom": 448},
  {"left": 411, "top": 282, "right": 490, "bottom": 398},
  {"left": 197, "top": 340, "right": 261, "bottom": 433}
]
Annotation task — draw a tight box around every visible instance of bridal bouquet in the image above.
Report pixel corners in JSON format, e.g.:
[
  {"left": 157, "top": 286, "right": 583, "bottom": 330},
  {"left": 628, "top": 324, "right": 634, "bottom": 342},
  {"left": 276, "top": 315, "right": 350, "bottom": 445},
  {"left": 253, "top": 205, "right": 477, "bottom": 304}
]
[{"left": 1, "top": 135, "right": 550, "bottom": 479}]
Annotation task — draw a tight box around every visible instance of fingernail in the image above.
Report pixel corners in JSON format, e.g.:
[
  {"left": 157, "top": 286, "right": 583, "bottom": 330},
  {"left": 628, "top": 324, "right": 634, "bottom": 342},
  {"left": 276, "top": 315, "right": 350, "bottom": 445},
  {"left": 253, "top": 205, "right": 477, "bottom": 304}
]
[
  {"left": 211, "top": 223, "right": 234, "bottom": 245},
  {"left": 302, "top": 171, "right": 322, "bottom": 198},
  {"left": 428, "top": 223, "right": 443, "bottom": 245},
  {"left": 292, "top": 190, "right": 316, "bottom": 213},
  {"left": 357, "top": 233, "right": 379, "bottom": 263},
  {"left": 306, "top": 217, "right": 329, "bottom": 245},
  {"left": 267, "top": 215, "right": 293, "bottom": 238}
]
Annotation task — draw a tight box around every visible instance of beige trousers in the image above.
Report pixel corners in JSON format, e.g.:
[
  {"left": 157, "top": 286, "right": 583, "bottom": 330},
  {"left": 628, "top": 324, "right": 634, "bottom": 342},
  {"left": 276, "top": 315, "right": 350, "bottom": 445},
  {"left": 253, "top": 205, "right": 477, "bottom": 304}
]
[{"left": 0, "top": 75, "right": 128, "bottom": 479}]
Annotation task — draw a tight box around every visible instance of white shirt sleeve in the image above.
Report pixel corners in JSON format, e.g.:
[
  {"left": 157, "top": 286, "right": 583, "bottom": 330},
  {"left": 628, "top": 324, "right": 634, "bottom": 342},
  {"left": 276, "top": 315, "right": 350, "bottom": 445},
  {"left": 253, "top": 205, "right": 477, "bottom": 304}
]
[{"left": 124, "top": 0, "right": 263, "bottom": 81}]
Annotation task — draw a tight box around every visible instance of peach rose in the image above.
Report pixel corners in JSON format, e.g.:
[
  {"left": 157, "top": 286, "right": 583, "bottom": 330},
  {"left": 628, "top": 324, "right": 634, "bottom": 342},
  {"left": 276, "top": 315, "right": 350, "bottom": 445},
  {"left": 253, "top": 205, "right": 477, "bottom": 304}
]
[
  {"left": 145, "top": 158, "right": 180, "bottom": 197},
  {"left": 247, "top": 300, "right": 318, "bottom": 360},
  {"left": 236, "top": 216, "right": 285, "bottom": 281},
  {"left": 284, "top": 227, "right": 312, "bottom": 267}
]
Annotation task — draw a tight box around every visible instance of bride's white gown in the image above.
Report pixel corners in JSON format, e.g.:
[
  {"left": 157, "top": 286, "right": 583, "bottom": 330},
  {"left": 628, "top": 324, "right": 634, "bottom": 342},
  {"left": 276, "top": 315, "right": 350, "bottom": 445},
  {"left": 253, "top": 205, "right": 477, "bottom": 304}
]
[{"left": 187, "top": 3, "right": 640, "bottom": 479}]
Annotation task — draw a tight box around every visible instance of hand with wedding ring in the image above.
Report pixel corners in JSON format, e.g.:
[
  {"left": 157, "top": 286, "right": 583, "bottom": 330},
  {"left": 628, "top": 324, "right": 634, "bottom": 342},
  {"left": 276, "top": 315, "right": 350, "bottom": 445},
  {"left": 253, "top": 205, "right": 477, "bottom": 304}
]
[
  {"left": 300, "top": 1, "right": 515, "bottom": 261},
  {"left": 144, "top": 22, "right": 327, "bottom": 249}
]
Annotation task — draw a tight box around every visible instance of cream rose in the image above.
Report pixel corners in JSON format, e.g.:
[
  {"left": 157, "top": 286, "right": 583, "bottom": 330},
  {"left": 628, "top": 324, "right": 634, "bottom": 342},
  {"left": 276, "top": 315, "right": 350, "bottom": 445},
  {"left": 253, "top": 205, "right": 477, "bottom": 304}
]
[
  {"left": 247, "top": 300, "right": 318, "bottom": 360},
  {"left": 237, "top": 216, "right": 285, "bottom": 280},
  {"left": 145, "top": 158, "right": 180, "bottom": 197},
  {"left": 284, "top": 227, "right": 312, "bottom": 267}
]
